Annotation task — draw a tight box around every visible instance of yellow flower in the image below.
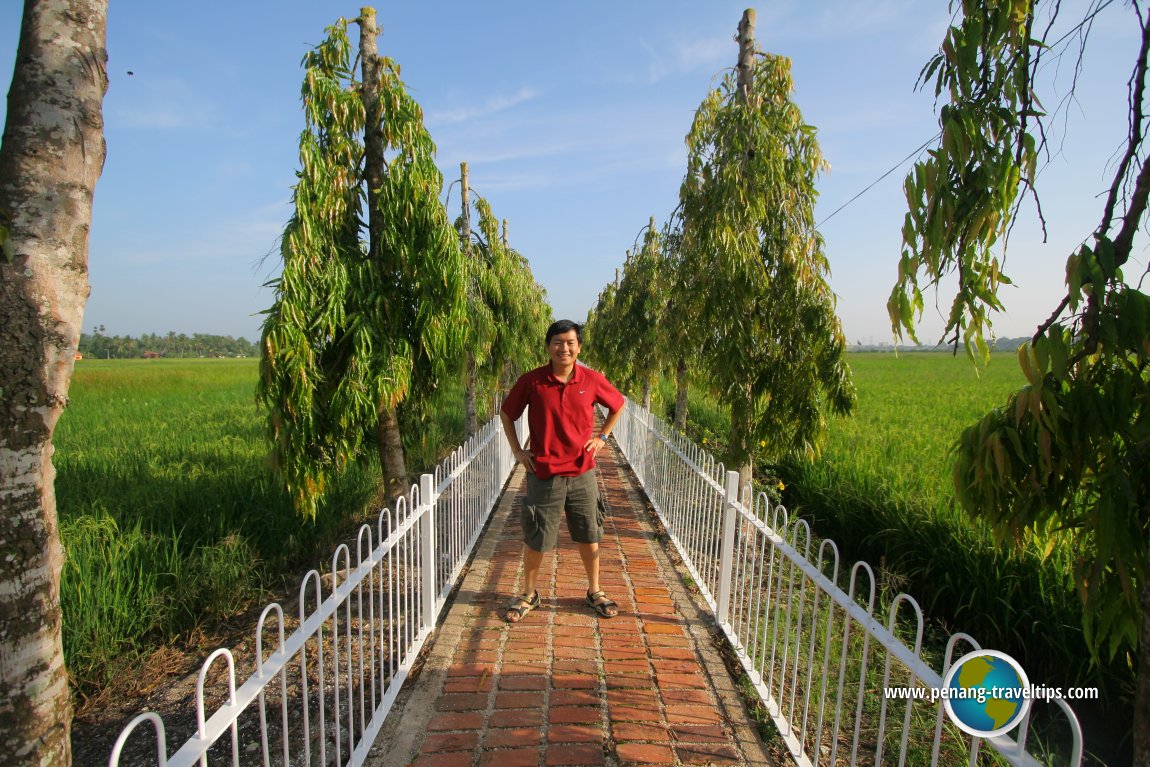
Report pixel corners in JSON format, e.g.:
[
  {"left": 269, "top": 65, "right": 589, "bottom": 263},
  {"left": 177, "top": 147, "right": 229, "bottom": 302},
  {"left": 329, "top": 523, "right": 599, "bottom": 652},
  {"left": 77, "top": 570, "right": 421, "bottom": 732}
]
[
  {"left": 776, "top": 481, "right": 786, "bottom": 491},
  {"left": 702, "top": 437, "right": 708, "bottom": 444},
  {"left": 759, "top": 440, "right": 766, "bottom": 447}
]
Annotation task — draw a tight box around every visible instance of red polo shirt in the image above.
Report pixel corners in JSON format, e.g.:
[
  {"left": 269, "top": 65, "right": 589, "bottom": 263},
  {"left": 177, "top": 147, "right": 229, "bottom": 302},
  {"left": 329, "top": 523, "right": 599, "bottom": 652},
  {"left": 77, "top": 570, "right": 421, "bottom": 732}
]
[{"left": 501, "top": 363, "right": 625, "bottom": 479}]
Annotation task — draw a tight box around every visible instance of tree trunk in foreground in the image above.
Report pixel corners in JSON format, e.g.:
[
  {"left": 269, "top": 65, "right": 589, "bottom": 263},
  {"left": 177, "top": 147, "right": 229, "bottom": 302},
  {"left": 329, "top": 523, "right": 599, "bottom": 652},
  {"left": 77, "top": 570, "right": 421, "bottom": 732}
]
[{"left": 0, "top": 1, "right": 108, "bottom": 765}]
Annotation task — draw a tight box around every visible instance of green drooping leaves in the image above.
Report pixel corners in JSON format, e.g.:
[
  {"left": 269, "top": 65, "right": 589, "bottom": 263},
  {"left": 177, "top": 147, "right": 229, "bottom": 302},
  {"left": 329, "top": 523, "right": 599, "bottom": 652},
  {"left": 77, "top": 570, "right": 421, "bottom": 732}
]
[
  {"left": 258, "top": 15, "right": 466, "bottom": 517},
  {"left": 905, "top": 0, "right": 1150, "bottom": 675},
  {"left": 954, "top": 296, "right": 1150, "bottom": 659},
  {"left": 678, "top": 51, "right": 856, "bottom": 475},
  {"left": 585, "top": 221, "right": 670, "bottom": 406},
  {"left": 465, "top": 194, "right": 551, "bottom": 390},
  {"left": 891, "top": 0, "right": 1035, "bottom": 359}
]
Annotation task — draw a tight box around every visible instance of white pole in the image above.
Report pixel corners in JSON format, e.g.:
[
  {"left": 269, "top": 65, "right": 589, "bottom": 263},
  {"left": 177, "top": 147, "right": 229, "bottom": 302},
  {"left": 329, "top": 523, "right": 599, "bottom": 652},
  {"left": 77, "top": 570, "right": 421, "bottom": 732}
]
[
  {"left": 419, "top": 473, "right": 437, "bottom": 634},
  {"left": 717, "top": 470, "right": 740, "bottom": 625}
]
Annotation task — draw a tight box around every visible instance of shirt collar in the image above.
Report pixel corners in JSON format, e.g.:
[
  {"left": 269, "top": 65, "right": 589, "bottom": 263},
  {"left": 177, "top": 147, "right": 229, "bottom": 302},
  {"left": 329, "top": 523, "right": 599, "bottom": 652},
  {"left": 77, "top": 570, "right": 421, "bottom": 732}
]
[{"left": 547, "top": 363, "right": 579, "bottom": 384}]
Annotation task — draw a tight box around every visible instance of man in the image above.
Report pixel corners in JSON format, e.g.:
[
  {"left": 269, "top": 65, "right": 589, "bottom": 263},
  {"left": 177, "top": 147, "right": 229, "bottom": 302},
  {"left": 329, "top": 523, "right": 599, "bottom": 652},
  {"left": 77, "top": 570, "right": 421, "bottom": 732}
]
[{"left": 499, "top": 319, "right": 625, "bottom": 623}]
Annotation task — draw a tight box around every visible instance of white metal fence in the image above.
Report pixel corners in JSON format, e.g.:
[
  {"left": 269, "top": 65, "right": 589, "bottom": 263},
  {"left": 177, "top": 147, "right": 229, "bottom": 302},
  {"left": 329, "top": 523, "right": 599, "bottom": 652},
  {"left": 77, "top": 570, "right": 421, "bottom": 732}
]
[
  {"left": 109, "top": 414, "right": 522, "bottom": 767},
  {"left": 610, "top": 400, "right": 1084, "bottom": 767}
]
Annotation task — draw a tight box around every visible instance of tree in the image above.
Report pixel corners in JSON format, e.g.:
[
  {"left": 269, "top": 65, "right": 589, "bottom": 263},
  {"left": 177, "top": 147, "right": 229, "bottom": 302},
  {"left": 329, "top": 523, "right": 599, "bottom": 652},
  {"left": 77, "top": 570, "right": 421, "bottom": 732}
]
[
  {"left": 678, "top": 10, "right": 856, "bottom": 485},
  {"left": 259, "top": 8, "right": 466, "bottom": 514},
  {"left": 457, "top": 162, "right": 484, "bottom": 436},
  {"left": 658, "top": 225, "right": 696, "bottom": 432},
  {"left": 453, "top": 164, "right": 549, "bottom": 435},
  {"left": 468, "top": 195, "right": 550, "bottom": 392},
  {"left": 583, "top": 279, "right": 621, "bottom": 372},
  {"left": 889, "top": 0, "right": 1150, "bottom": 758},
  {"left": 0, "top": 1, "right": 108, "bottom": 763},
  {"left": 597, "top": 218, "right": 669, "bottom": 410}
]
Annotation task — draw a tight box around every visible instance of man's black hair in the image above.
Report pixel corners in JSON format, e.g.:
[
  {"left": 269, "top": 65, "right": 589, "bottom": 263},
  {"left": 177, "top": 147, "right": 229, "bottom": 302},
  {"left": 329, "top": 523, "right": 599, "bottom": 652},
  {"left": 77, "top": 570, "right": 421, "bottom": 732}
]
[{"left": 545, "top": 319, "right": 582, "bottom": 345}]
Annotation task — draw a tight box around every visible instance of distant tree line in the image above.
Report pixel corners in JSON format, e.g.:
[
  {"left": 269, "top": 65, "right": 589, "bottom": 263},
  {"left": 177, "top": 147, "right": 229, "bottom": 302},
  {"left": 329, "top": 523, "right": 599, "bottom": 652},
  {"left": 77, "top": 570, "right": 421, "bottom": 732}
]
[
  {"left": 78, "top": 328, "right": 257, "bottom": 359},
  {"left": 850, "top": 336, "right": 1033, "bottom": 352}
]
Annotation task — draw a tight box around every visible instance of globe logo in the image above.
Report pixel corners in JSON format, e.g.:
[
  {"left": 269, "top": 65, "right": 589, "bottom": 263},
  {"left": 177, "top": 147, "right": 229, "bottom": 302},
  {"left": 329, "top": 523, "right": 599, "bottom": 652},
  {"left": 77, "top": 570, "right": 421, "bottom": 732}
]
[{"left": 942, "top": 650, "right": 1031, "bottom": 737}]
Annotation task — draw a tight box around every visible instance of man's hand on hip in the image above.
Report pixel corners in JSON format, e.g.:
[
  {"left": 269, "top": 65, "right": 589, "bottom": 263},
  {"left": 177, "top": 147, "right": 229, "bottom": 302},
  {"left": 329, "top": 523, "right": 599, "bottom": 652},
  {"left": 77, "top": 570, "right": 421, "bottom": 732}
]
[{"left": 514, "top": 448, "right": 536, "bottom": 473}]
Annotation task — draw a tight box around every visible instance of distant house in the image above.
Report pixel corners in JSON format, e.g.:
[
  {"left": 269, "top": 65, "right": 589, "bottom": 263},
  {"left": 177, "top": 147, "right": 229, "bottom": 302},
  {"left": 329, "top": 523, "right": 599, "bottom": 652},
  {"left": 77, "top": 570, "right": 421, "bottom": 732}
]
[
  {"left": 142, "top": 351, "right": 161, "bottom": 359},
  {"left": 74, "top": 352, "right": 83, "bottom": 360}
]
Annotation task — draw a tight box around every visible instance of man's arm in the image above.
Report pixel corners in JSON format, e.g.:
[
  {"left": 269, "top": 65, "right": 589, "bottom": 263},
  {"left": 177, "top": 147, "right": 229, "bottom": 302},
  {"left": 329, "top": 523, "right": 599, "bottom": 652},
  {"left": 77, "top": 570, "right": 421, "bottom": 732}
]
[
  {"left": 599, "top": 402, "right": 624, "bottom": 440},
  {"left": 584, "top": 400, "right": 625, "bottom": 455},
  {"left": 500, "top": 409, "right": 535, "bottom": 473}
]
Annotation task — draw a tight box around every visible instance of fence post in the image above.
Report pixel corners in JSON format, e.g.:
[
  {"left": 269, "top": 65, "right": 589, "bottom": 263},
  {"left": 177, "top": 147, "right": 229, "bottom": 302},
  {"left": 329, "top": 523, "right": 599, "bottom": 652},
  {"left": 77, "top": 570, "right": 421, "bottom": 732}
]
[
  {"left": 420, "top": 472, "right": 437, "bottom": 634},
  {"left": 716, "top": 470, "right": 740, "bottom": 625}
]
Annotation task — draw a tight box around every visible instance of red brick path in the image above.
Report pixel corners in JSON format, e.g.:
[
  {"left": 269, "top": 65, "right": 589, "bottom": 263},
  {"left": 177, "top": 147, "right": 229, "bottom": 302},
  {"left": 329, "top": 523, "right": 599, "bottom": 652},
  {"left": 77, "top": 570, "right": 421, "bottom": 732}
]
[{"left": 368, "top": 441, "right": 773, "bottom": 767}]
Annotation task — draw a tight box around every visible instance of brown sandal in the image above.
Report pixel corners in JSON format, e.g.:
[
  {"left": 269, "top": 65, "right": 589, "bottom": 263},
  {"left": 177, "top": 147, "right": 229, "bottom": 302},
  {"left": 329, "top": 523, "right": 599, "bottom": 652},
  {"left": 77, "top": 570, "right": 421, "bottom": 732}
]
[
  {"left": 505, "top": 591, "right": 539, "bottom": 623},
  {"left": 586, "top": 590, "right": 618, "bottom": 618}
]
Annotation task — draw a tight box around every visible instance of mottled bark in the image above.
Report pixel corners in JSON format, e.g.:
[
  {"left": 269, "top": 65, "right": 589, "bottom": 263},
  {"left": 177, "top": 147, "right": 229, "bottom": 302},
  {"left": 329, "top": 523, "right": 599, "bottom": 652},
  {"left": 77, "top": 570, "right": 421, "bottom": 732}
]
[
  {"left": 0, "top": 1, "right": 108, "bottom": 765},
  {"left": 736, "top": 9, "right": 756, "bottom": 102}
]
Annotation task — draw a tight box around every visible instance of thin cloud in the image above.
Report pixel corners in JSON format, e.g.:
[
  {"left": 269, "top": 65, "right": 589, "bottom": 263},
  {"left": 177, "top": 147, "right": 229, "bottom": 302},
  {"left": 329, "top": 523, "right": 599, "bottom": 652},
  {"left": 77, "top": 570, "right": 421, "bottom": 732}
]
[
  {"left": 631, "top": 33, "right": 731, "bottom": 86},
  {"left": 112, "top": 77, "right": 217, "bottom": 130},
  {"left": 673, "top": 35, "right": 732, "bottom": 71},
  {"left": 764, "top": 0, "right": 951, "bottom": 53},
  {"left": 114, "top": 203, "right": 287, "bottom": 268},
  {"left": 427, "top": 86, "right": 538, "bottom": 126}
]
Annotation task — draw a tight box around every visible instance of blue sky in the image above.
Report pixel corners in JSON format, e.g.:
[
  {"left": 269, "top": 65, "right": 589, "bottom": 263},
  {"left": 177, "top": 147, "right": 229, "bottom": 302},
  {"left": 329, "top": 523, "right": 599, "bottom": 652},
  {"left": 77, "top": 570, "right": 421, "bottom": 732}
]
[{"left": 0, "top": 1, "right": 1141, "bottom": 346}]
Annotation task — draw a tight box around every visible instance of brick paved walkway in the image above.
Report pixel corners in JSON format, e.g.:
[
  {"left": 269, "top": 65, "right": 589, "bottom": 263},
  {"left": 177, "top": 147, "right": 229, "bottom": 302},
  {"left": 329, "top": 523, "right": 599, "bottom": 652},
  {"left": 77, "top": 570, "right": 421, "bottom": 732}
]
[{"left": 368, "top": 441, "right": 774, "bottom": 767}]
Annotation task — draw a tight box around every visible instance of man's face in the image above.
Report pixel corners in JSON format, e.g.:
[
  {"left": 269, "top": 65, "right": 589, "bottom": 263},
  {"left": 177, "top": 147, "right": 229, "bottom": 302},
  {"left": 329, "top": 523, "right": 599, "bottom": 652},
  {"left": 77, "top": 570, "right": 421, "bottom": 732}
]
[{"left": 547, "top": 329, "right": 581, "bottom": 369}]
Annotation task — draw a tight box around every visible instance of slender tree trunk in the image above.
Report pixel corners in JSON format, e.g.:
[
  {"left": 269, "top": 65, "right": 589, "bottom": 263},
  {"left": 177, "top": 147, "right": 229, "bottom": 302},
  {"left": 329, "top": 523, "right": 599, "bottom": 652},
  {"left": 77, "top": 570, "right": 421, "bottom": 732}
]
[
  {"left": 359, "top": 8, "right": 384, "bottom": 254},
  {"left": 498, "top": 219, "right": 512, "bottom": 396},
  {"left": 461, "top": 161, "right": 478, "bottom": 435},
  {"left": 729, "top": 383, "right": 754, "bottom": 492},
  {"left": 641, "top": 378, "right": 653, "bottom": 412},
  {"left": 736, "top": 9, "right": 756, "bottom": 102},
  {"left": 729, "top": 7, "right": 755, "bottom": 493},
  {"left": 359, "top": 8, "right": 408, "bottom": 496},
  {"left": 376, "top": 403, "right": 408, "bottom": 500},
  {"left": 673, "top": 354, "right": 689, "bottom": 431},
  {"left": 0, "top": 2, "right": 108, "bottom": 764}
]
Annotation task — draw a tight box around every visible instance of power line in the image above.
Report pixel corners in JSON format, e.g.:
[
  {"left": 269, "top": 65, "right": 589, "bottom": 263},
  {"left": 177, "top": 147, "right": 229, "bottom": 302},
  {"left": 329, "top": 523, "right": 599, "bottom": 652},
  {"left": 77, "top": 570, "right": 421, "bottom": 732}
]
[
  {"left": 816, "top": 132, "right": 940, "bottom": 228},
  {"left": 816, "top": 0, "right": 1118, "bottom": 230}
]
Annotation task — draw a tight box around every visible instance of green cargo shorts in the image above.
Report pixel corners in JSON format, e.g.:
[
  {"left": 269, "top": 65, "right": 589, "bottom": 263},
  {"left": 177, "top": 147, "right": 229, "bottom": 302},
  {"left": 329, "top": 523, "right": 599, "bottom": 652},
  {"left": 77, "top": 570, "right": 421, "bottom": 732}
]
[{"left": 522, "top": 468, "right": 604, "bottom": 552}]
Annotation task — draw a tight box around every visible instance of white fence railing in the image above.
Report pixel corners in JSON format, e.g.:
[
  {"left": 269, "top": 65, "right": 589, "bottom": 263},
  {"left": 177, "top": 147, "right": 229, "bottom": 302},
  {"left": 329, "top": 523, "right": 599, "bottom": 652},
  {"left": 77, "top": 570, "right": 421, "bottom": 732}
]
[
  {"left": 109, "top": 414, "right": 523, "bottom": 767},
  {"left": 611, "top": 400, "right": 1084, "bottom": 767}
]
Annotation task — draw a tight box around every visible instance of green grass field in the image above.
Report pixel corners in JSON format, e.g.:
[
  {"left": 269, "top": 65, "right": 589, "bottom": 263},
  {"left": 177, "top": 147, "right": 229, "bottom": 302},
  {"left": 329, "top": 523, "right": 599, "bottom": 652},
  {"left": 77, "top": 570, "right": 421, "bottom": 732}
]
[
  {"left": 54, "top": 358, "right": 384, "bottom": 697},
  {"left": 818, "top": 352, "right": 1026, "bottom": 500}
]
